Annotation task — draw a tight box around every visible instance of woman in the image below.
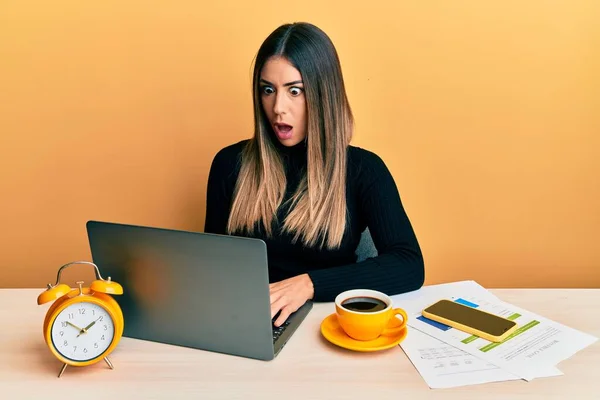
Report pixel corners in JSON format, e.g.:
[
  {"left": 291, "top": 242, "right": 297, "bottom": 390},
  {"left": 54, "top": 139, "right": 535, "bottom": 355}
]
[{"left": 205, "top": 22, "right": 424, "bottom": 326}]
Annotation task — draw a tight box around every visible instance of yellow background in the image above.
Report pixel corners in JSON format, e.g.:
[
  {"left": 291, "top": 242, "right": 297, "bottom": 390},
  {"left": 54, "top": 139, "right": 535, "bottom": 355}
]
[{"left": 1, "top": 1, "right": 599, "bottom": 288}]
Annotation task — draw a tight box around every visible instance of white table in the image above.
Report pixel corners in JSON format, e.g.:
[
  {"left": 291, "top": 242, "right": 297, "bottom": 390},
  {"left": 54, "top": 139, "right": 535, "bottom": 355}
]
[{"left": 1, "top": 288, "right": 598, "bottom": 399}]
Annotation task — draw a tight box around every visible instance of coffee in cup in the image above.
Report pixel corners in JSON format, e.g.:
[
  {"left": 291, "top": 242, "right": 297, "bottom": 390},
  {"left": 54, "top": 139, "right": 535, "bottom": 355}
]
[
  {"left": 340, "top": 296, "right": 388, "bottom": 313},
  {"left": 335, "top": 289, "right": 408, "bottom": 341}
]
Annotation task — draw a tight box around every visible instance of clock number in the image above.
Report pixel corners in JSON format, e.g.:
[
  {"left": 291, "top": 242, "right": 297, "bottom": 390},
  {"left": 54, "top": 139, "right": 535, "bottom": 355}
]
[
  {"left": 99, "top": 316, "right": 103, "bottom": 322},
  {"left": 84, "top": 348, "right": 88, "bottom": 353},
  {"left": 61, "top": 321, "right": 67, "bottom": 328},
  {"left": 94, "top": 343, "right": 98, "bottom": 349},
  {"left": 73, "top": 346, "right": 77, "bottom": 352},
  {"left": 101, "top": 335, "right": 105, "bottom": 341},
  {"left": 68, "top": 313, "right": 74, "bottom": 320},
  {"left": 104, "top": 325, "right": 107, "bottom": 330},
  {"left": 63, "top": 340, "right": 68, "bottom": 346},
  {"left": 79, "top": 308, "right": 86, "bottom": 315},
  {"left": 60, "top": 331, "right": 64, "bottom": 337},
  {"left": 92, "top": 310, "right": 95, "bottom": 316}
]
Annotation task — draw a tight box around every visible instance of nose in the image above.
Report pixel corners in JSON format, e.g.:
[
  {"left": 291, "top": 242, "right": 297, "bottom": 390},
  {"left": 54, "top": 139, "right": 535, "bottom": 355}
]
[{"left": 273, "top": 91, "right": 287, "bottom": 115}]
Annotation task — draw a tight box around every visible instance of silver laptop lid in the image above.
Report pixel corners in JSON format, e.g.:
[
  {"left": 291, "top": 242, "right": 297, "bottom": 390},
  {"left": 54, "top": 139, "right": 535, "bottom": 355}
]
[{"left": 86, "top": 220, "right": 277, "bottom": 360}]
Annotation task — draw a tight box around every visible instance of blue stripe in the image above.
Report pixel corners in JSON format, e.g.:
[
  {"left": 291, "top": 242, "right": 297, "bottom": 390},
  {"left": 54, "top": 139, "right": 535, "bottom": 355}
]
[
  {"left": 455, "top": 298, "right": 479, "bottom": 308},
  {"left": 417, "top": 315, "right": 451, "bottom": 331}
]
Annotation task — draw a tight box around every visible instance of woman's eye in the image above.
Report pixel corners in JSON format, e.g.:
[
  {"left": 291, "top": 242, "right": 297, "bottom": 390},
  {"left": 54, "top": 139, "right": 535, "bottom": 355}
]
[
  {"left": 290, "top": 87, "right": 303, "bottom": 96},
  {"left": 262, "top": 86, "right": 274, "bottom": 95}
]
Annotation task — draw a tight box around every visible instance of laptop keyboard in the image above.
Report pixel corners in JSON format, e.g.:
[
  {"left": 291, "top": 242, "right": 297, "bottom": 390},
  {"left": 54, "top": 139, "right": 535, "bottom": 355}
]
[{"left": 272, "top": 319, "right": 292, "bottom": 342}]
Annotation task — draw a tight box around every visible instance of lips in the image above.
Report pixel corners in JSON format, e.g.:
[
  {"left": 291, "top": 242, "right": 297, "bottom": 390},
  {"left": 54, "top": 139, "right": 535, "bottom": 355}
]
[{"left": 273, "top": 122, "right": 294, "bottom": 140}]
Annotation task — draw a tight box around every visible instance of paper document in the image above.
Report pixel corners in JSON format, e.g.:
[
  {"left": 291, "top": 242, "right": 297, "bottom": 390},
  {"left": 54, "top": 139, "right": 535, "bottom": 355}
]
[
  {"left": 408, "top": 292, "right": 598, "bottom": 381},
  {"left": 390, "top": 281, "right": 563, "bottom": 388},
  {"left": 400, "top": 329, "right": 562, "bottom": 389}
]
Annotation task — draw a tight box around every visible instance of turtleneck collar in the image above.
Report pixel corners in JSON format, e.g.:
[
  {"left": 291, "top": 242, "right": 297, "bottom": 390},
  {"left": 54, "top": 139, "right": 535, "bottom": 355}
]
[
  {"left": 273, "top": 138, "right": 308, "bottom": 159},
  {"left": 272, "top": 138, "right": 308, "bottom": 178}
]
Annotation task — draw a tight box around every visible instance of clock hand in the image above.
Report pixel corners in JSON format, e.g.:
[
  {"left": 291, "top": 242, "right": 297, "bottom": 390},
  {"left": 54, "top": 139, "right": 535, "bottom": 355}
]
[
  {"left": 84, "top": 316, "right": 102, "bottom": 331},
  {"left": 77, "top": 316, "right": 101, "bottom": 337},
  {"left": 66, "top": 321, "right": 84, "bottom": 332}
]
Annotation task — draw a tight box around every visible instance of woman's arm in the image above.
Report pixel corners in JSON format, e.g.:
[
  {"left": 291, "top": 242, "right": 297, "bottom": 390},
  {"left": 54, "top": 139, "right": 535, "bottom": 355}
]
[
  {"left": 204, "top": 143, "right": 242, "bottom": 235},
  {"left": 307, "top": 150, "right": 425, "bottom": 302}
]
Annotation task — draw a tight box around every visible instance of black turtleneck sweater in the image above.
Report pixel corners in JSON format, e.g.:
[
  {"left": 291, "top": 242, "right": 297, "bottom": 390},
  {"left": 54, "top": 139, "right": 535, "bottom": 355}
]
[{"left": 204, "top": 139, "right": 425, "bottom": 302}]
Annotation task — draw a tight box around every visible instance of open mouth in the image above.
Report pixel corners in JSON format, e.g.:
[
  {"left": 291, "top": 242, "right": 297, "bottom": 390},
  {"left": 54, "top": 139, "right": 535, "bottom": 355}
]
[{"left": 273, "top": 123, "right": 294, "bottom": 140}]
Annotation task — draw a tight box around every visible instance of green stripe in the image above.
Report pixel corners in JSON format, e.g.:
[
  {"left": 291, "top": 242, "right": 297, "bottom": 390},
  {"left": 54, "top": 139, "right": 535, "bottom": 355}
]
[
  {"left": 507, "top": 313, "right": 521, "bottom": 321},
  {"left": 462, "top": 335, "right": 479, "bottom": 344},
  {"left": 479, "top": 320, "right": 540, "bottom": 353}
]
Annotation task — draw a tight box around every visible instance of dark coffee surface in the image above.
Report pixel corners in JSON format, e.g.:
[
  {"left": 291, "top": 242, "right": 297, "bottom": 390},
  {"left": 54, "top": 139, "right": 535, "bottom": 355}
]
[{"left": 341, "top": 296, "right": 387, "bottom": 312}]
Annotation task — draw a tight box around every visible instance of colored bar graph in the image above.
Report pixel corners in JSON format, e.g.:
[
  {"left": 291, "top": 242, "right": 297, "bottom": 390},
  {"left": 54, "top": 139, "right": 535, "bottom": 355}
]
[
  {"left": 462, "top": 335, "right": 479, "bottom": 344},
  {"left": 416, "top": 315, "right": 451, "bottom": 331},
  {"left": 455, "top": 298, "right": 479, "bottom": 308},
  {"left": 479, "top": 320, "right": 540, "bottom": 352}
]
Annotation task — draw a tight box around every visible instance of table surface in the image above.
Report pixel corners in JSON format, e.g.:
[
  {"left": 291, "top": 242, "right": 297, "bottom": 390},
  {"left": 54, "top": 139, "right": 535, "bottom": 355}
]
[{"left": 1, "top": 288, "right": 598, "bottom": 399}]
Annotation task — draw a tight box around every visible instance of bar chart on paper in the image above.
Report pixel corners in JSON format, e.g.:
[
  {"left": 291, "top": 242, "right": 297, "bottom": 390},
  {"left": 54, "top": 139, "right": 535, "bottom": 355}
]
[
  {"left": 395, "top": 282, "right": 565, "bottom": 389},
  {"left": 417, "top": 297, "right": 550, "bottom": 357},
  {"left": 410, "top": 295, "right": 598, "bottom": 381}
]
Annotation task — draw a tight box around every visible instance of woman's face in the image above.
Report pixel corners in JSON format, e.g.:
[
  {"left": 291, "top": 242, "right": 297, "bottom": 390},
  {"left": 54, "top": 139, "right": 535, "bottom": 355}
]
[{"left": 259, "top": 57, "right": 307, "bottom": 147}]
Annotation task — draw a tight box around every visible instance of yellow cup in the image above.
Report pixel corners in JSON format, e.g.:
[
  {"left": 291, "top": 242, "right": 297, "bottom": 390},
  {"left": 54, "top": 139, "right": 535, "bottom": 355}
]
[{"left": 335, "top": 289, "right": 408, "bottom": 341}]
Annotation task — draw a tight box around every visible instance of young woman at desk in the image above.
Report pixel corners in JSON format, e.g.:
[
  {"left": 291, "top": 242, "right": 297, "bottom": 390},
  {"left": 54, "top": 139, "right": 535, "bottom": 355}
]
[{"left": 204, "top": 22, "right": 424, "bottom": 326}]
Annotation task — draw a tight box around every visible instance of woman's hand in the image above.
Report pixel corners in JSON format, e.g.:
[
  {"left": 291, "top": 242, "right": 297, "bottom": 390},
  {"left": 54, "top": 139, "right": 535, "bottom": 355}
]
[{"left": 269, "top": 274, "right": 314, "bottom": 327}]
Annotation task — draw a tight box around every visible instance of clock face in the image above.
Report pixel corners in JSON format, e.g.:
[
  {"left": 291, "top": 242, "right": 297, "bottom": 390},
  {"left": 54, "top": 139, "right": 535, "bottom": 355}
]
[{"left": 50, "top": 302, "right": 115, "bottom": 362}]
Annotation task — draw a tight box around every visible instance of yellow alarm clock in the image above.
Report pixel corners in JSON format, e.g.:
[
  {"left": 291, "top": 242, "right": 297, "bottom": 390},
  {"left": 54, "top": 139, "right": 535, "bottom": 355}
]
[{"left": 37, "top": 261, "right": 124, "bottom": 378}]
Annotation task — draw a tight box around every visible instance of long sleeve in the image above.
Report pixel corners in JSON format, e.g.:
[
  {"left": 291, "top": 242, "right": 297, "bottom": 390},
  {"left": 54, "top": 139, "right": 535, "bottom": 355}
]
[
  {"left": 204, "top": 143, "right": 243, "bottom": 235},
  {"left": 307, "top": 151, "right": 425, "bottom": 302}
]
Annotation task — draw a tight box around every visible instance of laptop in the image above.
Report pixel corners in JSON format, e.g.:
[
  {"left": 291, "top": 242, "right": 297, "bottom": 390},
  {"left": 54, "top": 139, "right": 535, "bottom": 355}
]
[{"left": 86, "top": 220, "right": 313, "bottom": 361}]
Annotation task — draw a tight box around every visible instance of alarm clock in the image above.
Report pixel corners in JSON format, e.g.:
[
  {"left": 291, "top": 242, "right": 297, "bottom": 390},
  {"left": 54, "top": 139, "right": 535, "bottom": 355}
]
[{"left": 37, "top": 261, "right": 124, "bottom": 378}]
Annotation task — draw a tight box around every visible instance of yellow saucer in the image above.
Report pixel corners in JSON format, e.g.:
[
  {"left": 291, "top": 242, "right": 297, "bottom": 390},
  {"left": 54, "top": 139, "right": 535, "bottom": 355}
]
[{"left": 320, "top": 313, "right": 408, "bottom": 352}]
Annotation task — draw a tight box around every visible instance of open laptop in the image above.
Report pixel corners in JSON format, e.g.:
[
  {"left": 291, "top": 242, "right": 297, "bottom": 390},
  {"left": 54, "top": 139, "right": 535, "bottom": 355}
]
[{"left": 86, "top": 220, "right": 312, "bottom": 361}]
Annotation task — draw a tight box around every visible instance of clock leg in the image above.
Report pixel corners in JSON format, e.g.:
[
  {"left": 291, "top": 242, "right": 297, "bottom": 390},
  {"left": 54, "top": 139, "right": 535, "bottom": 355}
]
[
  {"left": 104, "top": 357, "right": 114, "bottom": 370},
  {"left": 58, "top": 363, "right": 68, "bottom": 378}
]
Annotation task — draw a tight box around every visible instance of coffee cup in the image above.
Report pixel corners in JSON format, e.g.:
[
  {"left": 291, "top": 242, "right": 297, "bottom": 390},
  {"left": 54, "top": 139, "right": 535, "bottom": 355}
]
[{"left": 335, "top": 289, "right": 408, "bottom": 341}]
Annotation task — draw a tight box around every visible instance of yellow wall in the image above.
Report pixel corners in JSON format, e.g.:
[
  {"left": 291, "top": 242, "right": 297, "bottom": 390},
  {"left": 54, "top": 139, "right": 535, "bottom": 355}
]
[{"left": 1, "top": 1, "right": 599, "bottom": 289}]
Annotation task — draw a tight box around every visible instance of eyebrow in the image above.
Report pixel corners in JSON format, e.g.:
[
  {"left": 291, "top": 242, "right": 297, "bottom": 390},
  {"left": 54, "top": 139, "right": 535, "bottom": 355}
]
[{"left": 260, "top": 78, "right": 304, "bottom": 87}]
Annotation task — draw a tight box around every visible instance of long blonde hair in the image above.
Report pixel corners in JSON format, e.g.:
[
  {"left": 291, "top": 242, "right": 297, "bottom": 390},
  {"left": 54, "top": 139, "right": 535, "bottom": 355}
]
[{"left": 227, "top": 22, "right": 354, "bottom": 249}]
